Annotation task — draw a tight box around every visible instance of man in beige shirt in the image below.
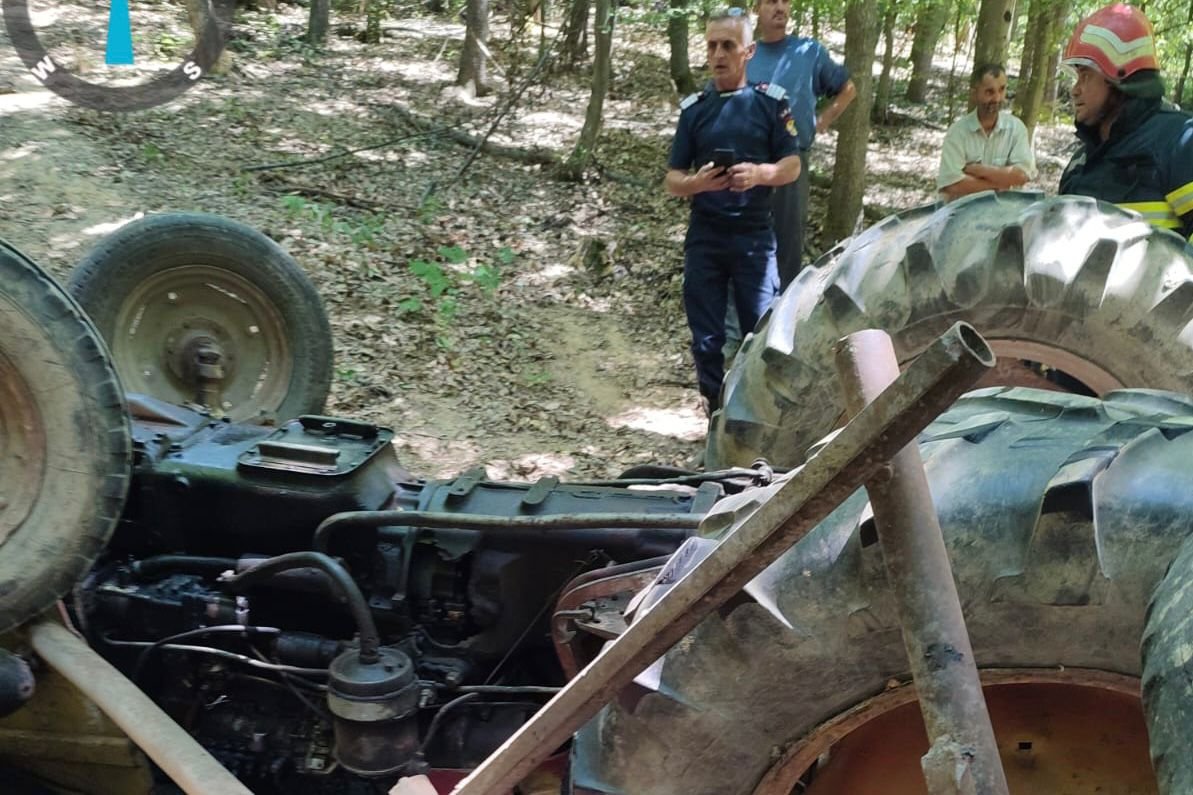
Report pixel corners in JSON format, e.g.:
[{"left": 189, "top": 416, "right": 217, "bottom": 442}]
[{"left": 937, "top": 64, "right": 1037, "bottom": 200}]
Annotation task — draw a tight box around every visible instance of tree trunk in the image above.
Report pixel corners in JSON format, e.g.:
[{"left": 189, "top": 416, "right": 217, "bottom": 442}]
[
  {"left": 308, "top": 0, "right": 330, "bottom": 44},
  {"left": 1041, "top": 45, "right": 1061, "bottom": 119},
  {"left": 972, "top": 0, "right": 1013, "bottom": 69},
  {"left": 456, "top": 0, "right": 491, "bottom": 96},
  {"left": 873, "top": 0, "right": 899, "bottom": 123},
  {"left": 561, "top": 0, "right": 591, "bottom": 69},
  {"left": 363, "top": 0, "right": 385, "bottom": 43},
  {"left": 184, "top": 0, "right": 232, "bottom": 74},
  {"left": 1177, "top": 46, "right": 1193, "bottom": 106},
  {"left": 1016, "top": 1, "right": 1051, "bottom": 138},
  {"left": 1011, "top": 0, "right": 1040, "bottom": 116},
  {"left": 1174, "top": 0, "right": 1193, "bottom": 105},
  {"left": 1039, "top": 0, "right": 1067, "bottom": 120},
  {"left": 906, "top": 0, "right": 949, "bottom": 103},
  {"left": 946, "top": 1, "right": 968, "bottom": 122},
  {"left": 668, "top": 0, "right": 697, "bottom": 95},
  {"left": 560, "top": 0, "right": 614, "bottom": 180},
  {"left": 824, "top": 0, "right": 881, "bottom": 244},
  {"left": 1012, "top": 0, "right": 1045, "bottom": 119},
  {"left": 1018, "top": 0, "right": 1068, "bottom": 136},
  {"left": 811, "top": 1, "right": 821, "bottom": 42}
]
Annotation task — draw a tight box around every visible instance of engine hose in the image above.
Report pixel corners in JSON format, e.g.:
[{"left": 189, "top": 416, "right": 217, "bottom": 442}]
[
  {"left": 419, "top": 692, "right": 481, "bottom": 755},
  {"left": 217, "top": 552, "right": 381, "bottom": 663},
  {"left": 129, "top": 555, "right": 239, "bottom": 578},
  {"left": 126, "top": 624, "right": 282, "bottom": 682},
  {"left": 313, "top": 510, "right": 704, "bottom": 554},
  {"left": 572, "top": 461, "right": 781, "bottom": 488}
]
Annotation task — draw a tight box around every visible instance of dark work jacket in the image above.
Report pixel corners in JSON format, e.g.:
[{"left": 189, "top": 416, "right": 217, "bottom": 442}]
[{"left": 1060, "top": 96, "right": 1193, "bottom": 241}]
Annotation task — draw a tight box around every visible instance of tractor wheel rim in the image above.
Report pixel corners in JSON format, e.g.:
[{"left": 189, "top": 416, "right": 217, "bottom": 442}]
[
  {"left": 110, "top": 265, "right": 292, "bottom": 420},
  {"left": 981, "top": 338, "right": 1124, "bottom": 395},
  {"left": 0, "top": 348, "right": 47, "bottom": 547},
  {"left": 755, "top": 669, "right": 1154, "bottom": 794}
]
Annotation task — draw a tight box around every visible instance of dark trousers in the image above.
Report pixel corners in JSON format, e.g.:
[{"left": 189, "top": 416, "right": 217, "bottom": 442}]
[
  {"left": 683, "top": 222, "right": 779, "bottom": 406},
  {"left": 772, "top": 159, "right": 810, "bottom": 288}
]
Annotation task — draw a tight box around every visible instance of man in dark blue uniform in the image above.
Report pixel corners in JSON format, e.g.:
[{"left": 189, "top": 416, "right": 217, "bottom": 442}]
[{"left": 666, "top": 8, "right": 801, "bottom": 415}]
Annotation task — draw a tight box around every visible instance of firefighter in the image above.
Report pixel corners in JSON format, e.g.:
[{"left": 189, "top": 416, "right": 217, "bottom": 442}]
[{"left": 1059, "top": 3, "right": 1193, "bottom": 241}]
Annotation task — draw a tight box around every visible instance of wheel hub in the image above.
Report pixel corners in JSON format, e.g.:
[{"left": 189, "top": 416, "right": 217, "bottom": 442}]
[
  {"left": 112, "top": 265, "right": 290, "bottom": 419},
  {"left": 0, "top": 349, "right": 46, "bottom": 547}
]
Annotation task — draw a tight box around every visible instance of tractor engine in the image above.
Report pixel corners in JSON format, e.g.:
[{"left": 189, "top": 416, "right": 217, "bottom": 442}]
[{"left": 75, "top": 396, "right": 722, "bottom": 793}]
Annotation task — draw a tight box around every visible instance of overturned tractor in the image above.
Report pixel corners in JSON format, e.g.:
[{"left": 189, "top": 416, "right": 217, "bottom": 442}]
[{"left": 3, "top": 194, "right": 1193, "bottom": 794}]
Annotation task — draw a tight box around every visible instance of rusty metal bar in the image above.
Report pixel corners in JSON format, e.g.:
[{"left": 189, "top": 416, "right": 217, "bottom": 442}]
[
  {"left": 450, "top": 322, "right": 994, "bottom": 795},
  {"left": 29, "top": 620, "right": 253, "bottom": 795},
  {"left": 834, "top": 328, "right": 1009, "bottom": 795}
]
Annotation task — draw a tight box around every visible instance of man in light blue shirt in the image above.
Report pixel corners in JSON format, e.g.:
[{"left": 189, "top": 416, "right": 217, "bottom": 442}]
[
  {"left": 937, "top": 64, "right": 1037, "bottom": 200},
  {"left": 747, "top": 0, "right": 855, "bottom": 286}
]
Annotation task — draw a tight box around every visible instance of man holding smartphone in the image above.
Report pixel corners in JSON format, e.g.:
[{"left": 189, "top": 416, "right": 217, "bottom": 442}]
[{"left": 665, "top": 7, "right": 801, "bottom": 416}]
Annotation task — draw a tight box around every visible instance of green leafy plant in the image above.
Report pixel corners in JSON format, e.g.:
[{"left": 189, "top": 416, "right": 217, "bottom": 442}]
[
  {"left": 398, "top": 245, "right": 514, "bottom": 346},
  {"left": 278, "top": 196, "right": 384, "bottom": 244}
]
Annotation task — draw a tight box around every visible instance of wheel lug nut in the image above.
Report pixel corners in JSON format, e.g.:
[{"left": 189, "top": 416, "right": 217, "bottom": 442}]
[
  {"left": 248, "top": 325, "right": 259, "bottom": 336},
  {"left": 167, "top": 291, "right": 179, "bottom": 303}
]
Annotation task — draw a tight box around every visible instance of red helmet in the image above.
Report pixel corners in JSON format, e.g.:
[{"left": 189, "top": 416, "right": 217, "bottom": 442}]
[{"left": 1062, "top": 3, "right": 1159, "bottom": 82}]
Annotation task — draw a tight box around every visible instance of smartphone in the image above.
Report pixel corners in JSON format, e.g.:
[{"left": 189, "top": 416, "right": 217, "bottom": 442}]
[{"left": 712, "top": 148, "right": 736, "bottom": 172}]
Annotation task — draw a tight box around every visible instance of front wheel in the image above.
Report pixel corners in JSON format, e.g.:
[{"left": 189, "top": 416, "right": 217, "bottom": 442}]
[
  {"left": 68, "top": 212, "right": 334, "bottom": 423},
  {"left": 0, "top": 241, "right": 131, "bottom": 631}
]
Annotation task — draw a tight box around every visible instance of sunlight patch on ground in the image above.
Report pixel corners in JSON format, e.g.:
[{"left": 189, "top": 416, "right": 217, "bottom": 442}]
[
  {"left": 82, "top": 213, "right": 144, "bottom": 237},
  {"left": 514, "top": 261, "right": 575, "bottom": 288},
  {"left": 388, "top": 60, "right": 458, "bottom": 84},
  {"left": 308, "top": 97, "right": 376, "bottom": 116},
  {"left": 0, "top": 89, "right": 60, "bottom": 113},
  {"left": 518, "top": 110, "right": 582, "bottom": 131},
  {"left": 0, "top": 143, "right": 38, "bottom": 161},
  {"left": 365, "top": 149, "right": 424, "bottom": 163},
  {"left": 386, "top": 19, "right": 466, "bottom": 39},
  {"left": 395, "top": 433, "right": 482, "bottom": 474},
  {"left": 483, "top": 452, "right": 578, "bottom": 480},
  {"left": 607, "top": 405, "right": 705, "bottom": 442}
]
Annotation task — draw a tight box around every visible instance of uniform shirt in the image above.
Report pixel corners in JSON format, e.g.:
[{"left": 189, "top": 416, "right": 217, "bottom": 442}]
[
  {"left": 936, "top": 110, "right": 1038, "bottom": 192},
  {"left": 747, "top": 36, "right": 850, "bottom": 152},
  {"left": 668, "top": 82, "right": 801, "bottom": 226},
  {"left": 1060, "top": 96, "right": 1193, "bottom": 242}
]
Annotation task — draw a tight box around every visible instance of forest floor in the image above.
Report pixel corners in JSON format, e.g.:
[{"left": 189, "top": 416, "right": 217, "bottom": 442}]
[{"left": 0, "top": 1, "right": 1077, "bottom": 480}]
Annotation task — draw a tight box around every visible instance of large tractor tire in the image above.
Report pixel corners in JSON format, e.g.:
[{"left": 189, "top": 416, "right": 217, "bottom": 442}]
[
  {"left": 68, "top": 213, "right": 333, "bottom": 423},
  {"left": 708, "top": 192, "right": 1193, "bottom": 469},
  {"left": 573, "top": 387, "right": 1193, "bottom": 795},
  {"left": 1142, "top": 531, "right": 1193, "bottom": 793},
  {"left": 0, "top": 242, "right": 131, "bottom": 632}
]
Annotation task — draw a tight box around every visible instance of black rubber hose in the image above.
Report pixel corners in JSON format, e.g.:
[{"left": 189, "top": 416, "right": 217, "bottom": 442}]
[
  {"left": 1142, "top": 531, "right": 1193, "bottom": 794},
  {"left": 569, "top": 462, "right": 782, "bottom": 488},
  {"left": 218, "top": 552, "right": 381, "bottom": 664},
  {"left": 613, "top": 464, "right": 699, "bottom": 480},
  {"left": 129, "top": 556, "right": 239, "bottom": 578},
  {"left": 312, "top": 511, "right": 704, "bottom": 554}
]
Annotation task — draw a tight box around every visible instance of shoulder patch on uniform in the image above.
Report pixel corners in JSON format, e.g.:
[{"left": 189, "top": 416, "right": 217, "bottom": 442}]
[
  {"left": 679, "top": 92, "right": 703, "bottom": 110},
  {"left": 755, "top": 82, "right": 788, "bottom": 101}
]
